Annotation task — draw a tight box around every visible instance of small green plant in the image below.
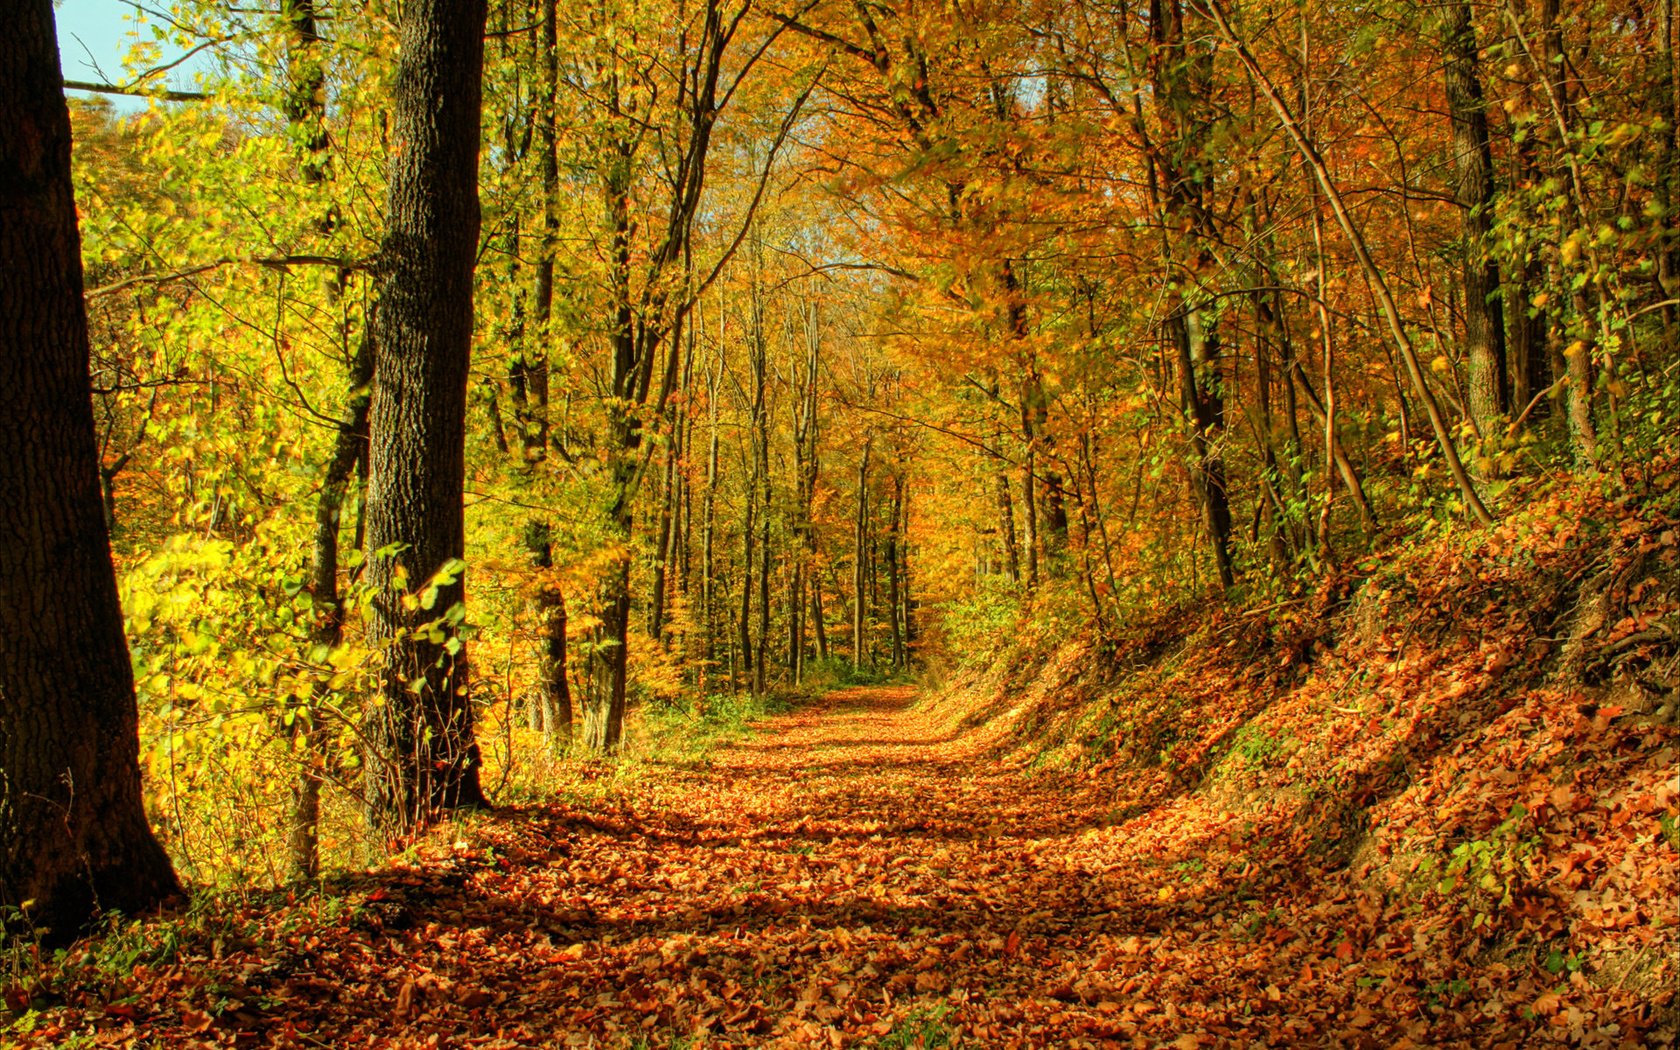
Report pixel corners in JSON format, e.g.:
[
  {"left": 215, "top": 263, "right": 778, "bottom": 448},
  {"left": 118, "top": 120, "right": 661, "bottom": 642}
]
[
  {"left": 802, "top": 657, "right": 898, "bottom": 688},
  {"left": 1417, "top": 804, "right": 1540, "bottom": 928},
  {"left": 1543, "top": 947, "right": 1586, "bottom": 976},
  {"left": 873, "top": 1003, "right": 955, "bottom": 1049},
  {"left": 1658, "top": 812, "right": 1679, "bottom": 851},
  {"left": 1232, "top": 725, "right": 1287, "bottom": 769}
]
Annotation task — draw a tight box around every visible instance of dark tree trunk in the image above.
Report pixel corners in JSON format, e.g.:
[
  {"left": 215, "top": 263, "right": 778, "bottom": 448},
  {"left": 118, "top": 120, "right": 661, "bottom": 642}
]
[
  {"left": 361, "top": 0, "right": 489, "bottom": 829},
  {"left": 0, "top": 0, "right": 180, "bottom": 943},
  {"left": 853, "top": 440, "right": 872, "bottom": 669},
  {"left": 1441, "top": 0, "right": 1509, "bottom": 436},
  {"left": 291, "top": 331, "right": 370, "bottom": 879},
  {"left": 515, "top": 0, "right": 558, "bottom": 461},
  {"left": 1150, "top": 0, "right": 1235, "bottom": 591},
  {"left": 886, "top": 475, "right": 904, "bottom": 667},
  {"left": 649, "top": 424, "right": 678, "bottom": 642},
  {"left": 812, "top": 575, "right": 830, "bottom": 660}
]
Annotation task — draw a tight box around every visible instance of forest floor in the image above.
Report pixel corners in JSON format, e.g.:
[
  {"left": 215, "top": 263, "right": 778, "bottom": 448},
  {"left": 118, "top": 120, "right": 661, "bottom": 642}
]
[{"left": 13, "top": 680, "right": 1671, "bottom": 1048}]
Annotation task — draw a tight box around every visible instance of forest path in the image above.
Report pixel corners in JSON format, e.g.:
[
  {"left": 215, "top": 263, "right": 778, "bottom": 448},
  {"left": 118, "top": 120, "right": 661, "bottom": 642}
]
[
  {"left": 258, "top": 684, "right": 1213, "bottom": 1048},
  {"left": 88, "top": 686, "right": 1402, "bottom": 1048}
]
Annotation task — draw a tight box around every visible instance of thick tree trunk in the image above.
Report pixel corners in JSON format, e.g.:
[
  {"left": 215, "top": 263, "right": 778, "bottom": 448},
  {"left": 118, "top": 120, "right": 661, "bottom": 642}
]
[
  {"left": 0, "top": 0, "right": 180, "bottom": 943},
  {"left": 584, "top": 546, "right": 631, "bottom": 750},
  {"left": 1441, "top": 0, "right": 1509, "bottom": 437},
  {"left": 362, "top": 0, "right": 489, "bottom": 829},
  {"left": 1151, "top": 0, "right": 1235, "bottom": 590}
]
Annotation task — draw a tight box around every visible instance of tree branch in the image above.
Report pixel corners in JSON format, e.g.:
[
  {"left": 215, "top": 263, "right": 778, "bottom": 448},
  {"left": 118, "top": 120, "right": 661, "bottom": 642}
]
[
  {"left": 86, "top": 255, "right": 365, "bottom": 299},
  {"left": 64, "top": 78, "right": 210, "bottom": 102}
]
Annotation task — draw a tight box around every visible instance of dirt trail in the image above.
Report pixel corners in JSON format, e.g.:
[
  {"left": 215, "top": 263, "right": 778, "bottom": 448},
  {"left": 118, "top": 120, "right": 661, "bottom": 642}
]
[{"left": 31, "top": 686, "right": 1628, "bottom": 1048}]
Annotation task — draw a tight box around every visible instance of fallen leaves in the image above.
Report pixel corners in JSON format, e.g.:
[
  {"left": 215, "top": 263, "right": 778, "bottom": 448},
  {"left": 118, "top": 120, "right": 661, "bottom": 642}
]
[{"left": 12, "top": 497, "right": 1680, "bottom": 1050}]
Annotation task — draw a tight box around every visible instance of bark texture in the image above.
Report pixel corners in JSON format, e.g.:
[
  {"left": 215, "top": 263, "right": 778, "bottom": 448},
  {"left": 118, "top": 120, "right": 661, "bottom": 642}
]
[
  {"left": 0, "top": 0, "right": 180, "bottom": 942},
  {"left": 362, "top": 0, "right": 489, "bottom": 829},
  {"left": 1442, "top": 0, "right": 1510, "bottom": 436}
]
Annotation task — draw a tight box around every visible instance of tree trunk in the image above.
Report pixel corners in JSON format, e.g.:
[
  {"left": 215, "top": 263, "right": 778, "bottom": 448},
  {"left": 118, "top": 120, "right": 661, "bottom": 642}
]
[
  {"left": 290, "top": 331, "right": 370, "bottom": 880},
  {"left": 1150, "top": 0, "right": 1236, "bottom": 590},
  {"left": 361, "top": 0, "right": 489, "bottom": 829},
  {"left": 283, "top": 0, "right": 364, "bottom": 884},
  {"left": 886, "top": 475, "right": 904, "bottom": 667},
  {"left": 0, "top": 0, "right": 181, "bottom": 943},
  {"left": 853, "top": 439, "right": 872, "bottom": 669},
  {"left": 1441, "top": 0, "right": 1509, "bottom": 437},
  {"left": 522, "top": 0, "right": 558, "bottom": 460},
  {"left": 585, "top": 549, "right": 631, "bottom": 750},
  {"left": 524, "top": 522, "right": 572, "bottom": 754},
  {"left": 812, "top": 575, "right": 830, "bottom": 661},
  {"left": 649, "top": 424, "right": 677, "bottom": 642}
]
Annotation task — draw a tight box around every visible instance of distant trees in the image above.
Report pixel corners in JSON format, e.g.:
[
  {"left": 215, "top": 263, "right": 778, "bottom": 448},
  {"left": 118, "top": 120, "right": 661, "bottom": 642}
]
[{"left": 0, "top": 1, "right": 179, "bottom": 941}]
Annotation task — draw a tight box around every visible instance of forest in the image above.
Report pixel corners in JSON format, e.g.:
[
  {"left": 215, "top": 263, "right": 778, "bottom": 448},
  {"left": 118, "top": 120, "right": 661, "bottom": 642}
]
[{"left": 2, "top": 0, "right": 1677, "bottom": 1045}]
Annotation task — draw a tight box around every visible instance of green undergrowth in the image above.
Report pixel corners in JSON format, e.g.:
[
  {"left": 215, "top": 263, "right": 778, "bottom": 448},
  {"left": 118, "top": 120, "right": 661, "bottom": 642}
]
[{"left": 632, "top": 689, "right": 799, "bottom": 768}]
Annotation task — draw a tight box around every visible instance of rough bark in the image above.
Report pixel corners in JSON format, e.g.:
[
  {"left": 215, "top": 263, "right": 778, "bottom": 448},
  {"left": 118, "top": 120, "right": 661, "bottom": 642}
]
[
  {"left": 1441, "top": 0, "right": 1510, "bottom": 436},
  {"left": 361, "top": 0, "right": 489, "bottom": 829},
  {"left": 0, "top": 0, "right": 180, "bottom": 943},
  {"left": 1150, "top": 0, "right": 1236, "bottom": 589}
]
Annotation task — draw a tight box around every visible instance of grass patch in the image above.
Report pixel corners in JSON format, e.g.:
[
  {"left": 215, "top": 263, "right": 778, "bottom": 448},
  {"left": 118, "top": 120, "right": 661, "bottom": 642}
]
[{"left": 872, "top": 1002, "right": 955, "bottom": 1048}]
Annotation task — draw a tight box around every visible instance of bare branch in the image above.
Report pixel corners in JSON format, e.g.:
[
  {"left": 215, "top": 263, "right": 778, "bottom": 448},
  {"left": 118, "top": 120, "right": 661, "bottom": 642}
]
[{"left": 86, "top": 255, "right": 366, "bottom": 300}]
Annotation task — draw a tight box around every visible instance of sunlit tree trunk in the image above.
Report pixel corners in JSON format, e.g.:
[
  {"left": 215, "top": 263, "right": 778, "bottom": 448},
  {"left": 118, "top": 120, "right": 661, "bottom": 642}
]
[
  {"left": 362, "top": 0, "right": 489, "bottom": 827},
  {"left": 524, "top": 522, "right": 572, "bottom": 753}
]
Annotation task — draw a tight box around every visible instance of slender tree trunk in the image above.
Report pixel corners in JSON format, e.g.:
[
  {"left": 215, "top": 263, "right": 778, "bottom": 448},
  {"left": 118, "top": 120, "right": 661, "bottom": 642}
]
[
  {"left": 853, "top": 439, "right": 872, "bottom": 669},
  {"left": 1534, "top": 0, "right": 1599, "bottom": 464},
  {"left": 1151, "top": 0, "right": 1235, "bottom": 589},
  {"left": 738, "top": 440, "right": 756, "bottom": 690},
  {"left": 649, "top": 423, "right": 677, "bottom": 642},
  {"left": 523, "top": 0, "right": 558, "bottom": 460},
  {"left": 282, "top": 0, "right": 355, "bottom": 883},
  {"left": 989, "top": 372, "right": 1021, "bottom": 582},
  {"left": 1657, "top": 0, "right": 1680, "bottom": 349},
  {"left": 812, "top": 575, "right": 830, "bottom": 660},
  {"left": 362, "top": 0, "right": 489, "bottom": 827},
  {"left": 702, "top": 360, "right": 719, "bottom": 676},
  {"left": 886, "top": 475, "right": 904, "bottom": 667},
  {"left": 291, "top": 330, "right": 370, "bottom": 879},
  {"left": 0, "top": 0, "right": 181, "bottom": 942}
]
